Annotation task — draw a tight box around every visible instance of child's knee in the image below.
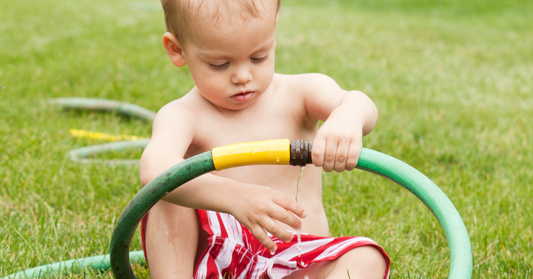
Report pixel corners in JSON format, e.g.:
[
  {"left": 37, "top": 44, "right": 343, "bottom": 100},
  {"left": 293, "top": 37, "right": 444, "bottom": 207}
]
[
  {"left": 326, "top": 246, "right": 387, "bottom": 279},
  {"left": 354, "top": 246, "right": 387, "bottom": 268}
]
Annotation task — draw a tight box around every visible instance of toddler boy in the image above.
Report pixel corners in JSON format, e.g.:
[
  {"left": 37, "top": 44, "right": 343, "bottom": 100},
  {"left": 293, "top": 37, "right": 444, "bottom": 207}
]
[{"left": 139, "top": 0, "right": 390, "bottom": 278}]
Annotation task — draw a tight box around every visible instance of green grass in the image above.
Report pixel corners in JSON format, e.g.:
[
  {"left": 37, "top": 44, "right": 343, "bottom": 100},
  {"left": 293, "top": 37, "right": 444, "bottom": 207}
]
[{"left": 1, "top": 0, "right": 532, "bottom": 277}]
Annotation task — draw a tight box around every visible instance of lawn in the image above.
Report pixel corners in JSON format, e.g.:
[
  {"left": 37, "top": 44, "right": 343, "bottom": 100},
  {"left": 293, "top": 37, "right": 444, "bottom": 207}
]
[{"left": 1, "top": 0, "right": 532, "bottom": 278}]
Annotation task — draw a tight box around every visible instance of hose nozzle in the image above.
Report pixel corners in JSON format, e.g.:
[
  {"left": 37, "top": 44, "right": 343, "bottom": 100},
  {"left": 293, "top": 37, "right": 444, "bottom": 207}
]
[{"left": 290, "top": 140, "right": 313, "bottom": 166}]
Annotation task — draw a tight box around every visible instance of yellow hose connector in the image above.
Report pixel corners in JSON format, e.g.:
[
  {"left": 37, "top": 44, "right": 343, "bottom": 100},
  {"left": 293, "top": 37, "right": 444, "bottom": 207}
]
[{"left": 212, "top": 139, "right": 291, "bottom": 170}]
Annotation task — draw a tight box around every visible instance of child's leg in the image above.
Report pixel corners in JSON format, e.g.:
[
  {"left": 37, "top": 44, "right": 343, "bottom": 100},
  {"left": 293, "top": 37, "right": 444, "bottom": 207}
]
[
  {"left": 323, "top": 246, "right": 388, "bottom": 279},
  {"left": 285, "top": 246, "right": 388, "bottom": 279},
  {"left": 144, "top": 200, "right": 206, "bottom": 279}
]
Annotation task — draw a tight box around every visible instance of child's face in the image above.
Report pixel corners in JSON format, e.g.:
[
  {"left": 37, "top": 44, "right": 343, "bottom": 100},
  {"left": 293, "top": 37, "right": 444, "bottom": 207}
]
[{"left": 181, "top": 12, "right": 278, "bottom": 111}]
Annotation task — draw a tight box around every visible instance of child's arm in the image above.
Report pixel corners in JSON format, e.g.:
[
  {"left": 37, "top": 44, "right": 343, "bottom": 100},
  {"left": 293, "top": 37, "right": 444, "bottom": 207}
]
[
  {"left": 301, "top": 73, "right": 378, "bottom": 172},
  {"left": 139, "top": 102, "right": 306, "bottom": 253}
]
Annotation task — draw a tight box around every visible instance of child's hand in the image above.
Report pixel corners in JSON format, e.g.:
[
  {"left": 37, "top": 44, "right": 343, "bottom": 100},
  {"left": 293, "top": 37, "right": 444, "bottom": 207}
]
[
  {"left": 227, "top": 184, "right": 307, "bottom": 253},
  {"left": 312, "top": 107, "right": 364, "bottom": 172},
  {"left": 299, "top": 74, "right": 377, "bottom": 173}
]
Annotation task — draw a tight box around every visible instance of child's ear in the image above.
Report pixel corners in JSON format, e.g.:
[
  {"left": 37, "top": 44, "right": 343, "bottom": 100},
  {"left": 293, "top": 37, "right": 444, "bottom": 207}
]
[{"left": 162, "top": 32, "right": 187, "bottom": 67}]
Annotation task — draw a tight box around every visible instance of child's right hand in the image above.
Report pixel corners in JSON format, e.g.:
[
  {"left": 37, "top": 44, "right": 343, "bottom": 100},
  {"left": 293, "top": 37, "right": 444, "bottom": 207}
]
[{"left": 227, "top": 184, "right": 307, "bottom": 253}]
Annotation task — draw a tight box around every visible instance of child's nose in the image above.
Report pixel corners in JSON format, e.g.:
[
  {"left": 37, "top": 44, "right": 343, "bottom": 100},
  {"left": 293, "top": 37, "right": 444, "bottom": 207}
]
[{"left": 231, "top": 66, "right": 252, "bottom": 84}]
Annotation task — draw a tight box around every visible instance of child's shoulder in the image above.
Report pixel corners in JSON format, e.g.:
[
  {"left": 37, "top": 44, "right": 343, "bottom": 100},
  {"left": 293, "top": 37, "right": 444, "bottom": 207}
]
[
  {"left": 157, "top": 88, "right": 207, "bottom": 116},
  {"left": 152, "top": 88, "right": 209, "bottom": 131}
]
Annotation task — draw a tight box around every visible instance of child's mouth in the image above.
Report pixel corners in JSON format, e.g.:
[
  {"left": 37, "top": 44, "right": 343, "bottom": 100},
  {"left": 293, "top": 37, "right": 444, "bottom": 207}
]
[{"left": 232, "top": 91, "right": 254, "bottom": 102}]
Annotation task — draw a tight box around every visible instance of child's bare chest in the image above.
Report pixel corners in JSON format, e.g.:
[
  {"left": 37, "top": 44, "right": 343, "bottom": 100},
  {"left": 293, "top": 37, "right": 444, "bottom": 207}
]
[{"left": 196, "top": 98, "right": 316, "bottom": 151}]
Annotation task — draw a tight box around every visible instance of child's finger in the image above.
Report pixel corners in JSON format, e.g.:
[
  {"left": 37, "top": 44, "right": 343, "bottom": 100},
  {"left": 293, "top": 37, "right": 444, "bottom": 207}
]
[
  {"left": 311, "top": 136, "right": 326, "bottom": 167},
  {"left": 249, "top": 224, "right": 277, "bottom": 252},
  {"left": 273, "top": 194, "right": 307, "bottom": 219},
  {"left": 322, "top": 139, "right": 337, "bottom": 172},
  {"left": 334, "top": 139, "right": 351, "bottom": 172},
  {"left": 270, "top": 208, "right": 302, "bottom": 234},
  {"left": 345, "top": 141, "right": 361, "bottom": 170},
  {"left": 261, "top": 217, "right": 295, "bottom": 243}
]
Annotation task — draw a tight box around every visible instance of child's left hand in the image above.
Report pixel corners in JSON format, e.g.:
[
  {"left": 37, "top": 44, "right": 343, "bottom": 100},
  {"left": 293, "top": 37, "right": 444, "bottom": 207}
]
[
  {"left": 311, "top": 104, "right": 365, "bottom": 172},
  {"left": 297, "top": 73, "right": 378, "bottom": 172}
]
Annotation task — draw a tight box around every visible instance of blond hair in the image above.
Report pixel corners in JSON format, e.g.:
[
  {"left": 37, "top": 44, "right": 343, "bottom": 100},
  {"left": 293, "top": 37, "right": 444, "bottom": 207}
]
[{"left": 161, "top": 0, "right": 280, "bottom": 43}]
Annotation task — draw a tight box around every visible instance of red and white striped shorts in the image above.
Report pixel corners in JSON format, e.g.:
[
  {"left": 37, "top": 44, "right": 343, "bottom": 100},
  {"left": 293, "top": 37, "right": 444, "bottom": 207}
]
[
  {"left": 192, "top": 210, "right": 390, "bottom": 279},
  {"left": 141, "top": 210, "right": 390, "bottom": 278}
]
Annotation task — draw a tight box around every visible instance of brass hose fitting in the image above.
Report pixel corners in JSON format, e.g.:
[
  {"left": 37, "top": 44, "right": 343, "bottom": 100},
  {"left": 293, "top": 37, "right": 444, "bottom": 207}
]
[{"left": 290, "top": 140, "right": 313, "bottom": 166}]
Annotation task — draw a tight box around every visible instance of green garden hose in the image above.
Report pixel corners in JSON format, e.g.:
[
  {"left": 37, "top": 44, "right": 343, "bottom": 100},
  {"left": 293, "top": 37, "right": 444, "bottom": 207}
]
[
  {"left": 67, "top": 139, "right": 150, "bottom": 165},
  {"left": 109, "top": 140, "right": 472, "bottom": 279},
  {"left": 50, "top": 98, "right": 153, "bottom": 165},
  {"left": 3, "top": 100, "right": 472, "bottom": 278},
  {"left": 3, "top": 99, "right": 155, "bottom": 279},
  {"left": 49, "top": 98, "right": 156, "bottom": 123},
  {"left": 3, "top": 252, "right": 145, "bottom": 279}
]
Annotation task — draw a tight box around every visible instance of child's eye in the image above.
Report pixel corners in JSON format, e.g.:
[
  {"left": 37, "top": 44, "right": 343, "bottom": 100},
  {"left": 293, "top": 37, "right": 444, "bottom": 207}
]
[
  {"left": 209, "top": 62, "right": 229, "bottom": 70},
  {"left": 251, "top": 55, "right": 268, "bottom": 63}
]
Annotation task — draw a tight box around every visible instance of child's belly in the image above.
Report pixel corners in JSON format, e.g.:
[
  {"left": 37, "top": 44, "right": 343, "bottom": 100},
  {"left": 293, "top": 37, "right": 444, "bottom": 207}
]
[
  {"left": 277, "top": 202, "right": 330, "bottom": 237},
  {"left": 215, "top": 164, "right": 329, "bottom": 236}
]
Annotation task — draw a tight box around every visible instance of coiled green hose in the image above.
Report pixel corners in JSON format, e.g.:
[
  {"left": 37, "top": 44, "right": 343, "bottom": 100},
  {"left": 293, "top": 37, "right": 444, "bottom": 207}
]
[
  {"left": 50, "top": 98, "right": 154, "bottom": 165},
  {"left": 49, "top": 98, "right": 156, "bottom": 123}
]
